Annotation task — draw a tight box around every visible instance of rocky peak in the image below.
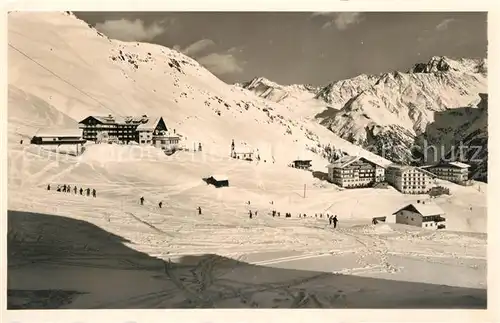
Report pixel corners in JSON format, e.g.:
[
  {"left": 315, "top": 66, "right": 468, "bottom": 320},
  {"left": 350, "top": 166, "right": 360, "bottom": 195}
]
[{"left": 410, "top": 56, "right": 486, "bottom": 74}]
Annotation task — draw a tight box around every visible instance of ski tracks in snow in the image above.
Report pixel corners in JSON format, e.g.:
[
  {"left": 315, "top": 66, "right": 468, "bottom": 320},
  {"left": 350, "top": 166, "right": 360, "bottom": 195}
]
[{"left": 337, "top": 227, "right": 399, "bottom": 274}]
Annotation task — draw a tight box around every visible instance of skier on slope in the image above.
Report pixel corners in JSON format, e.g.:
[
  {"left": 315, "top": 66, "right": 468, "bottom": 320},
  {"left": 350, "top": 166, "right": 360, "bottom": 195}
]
[
  {"left": 62, "top": 184, "right": 67, "bottom": 192},
  {"left": 332, "top": 215, "right": 339, "bottom": 229},
  {"left": 74, "top": 186, "right": 77, "bottom": 194},
  {"left": 86, "top": 188, "right": 91, "bottom": 196},
  {"left": 159, "top": 201, "right": 163, "bottom": 208},
  {"left": 249, "top": 210, "right": 253, "bottom": 219},
  {"left": 92, "top": 189, "right": 96, "bottom": 198},
  {"left": 198, "top": 206, "right": 202, "bottom": 215},
  {"left": 47, "top": 184, "right": 51, "bottom": 191},
  {"left": 80, "top": 187, "right": 83, "bottom": 195},
  {"left": 140, "top": 196, "right": 145, "bottom": 205},
  {"left": 67, "top": 185, "right": 71, "bottom": 193}
]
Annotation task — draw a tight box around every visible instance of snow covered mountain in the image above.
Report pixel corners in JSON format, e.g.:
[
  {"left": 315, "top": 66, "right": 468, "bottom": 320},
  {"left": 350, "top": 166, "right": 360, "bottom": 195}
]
[
  {"left": 7, "top": 11, "right": 389, "bottom": 169},
  {"left": 237, "top": 77, "right": 320, "bottom": 103},
  {"left": 241, "top": 57, "right": 488, "bottom": 172},
  {"left": 318, "top": 56, "right": 488, "bottom": 166},
  {"left": 236, "top": 77, "right": 330, "bottom": 121}
]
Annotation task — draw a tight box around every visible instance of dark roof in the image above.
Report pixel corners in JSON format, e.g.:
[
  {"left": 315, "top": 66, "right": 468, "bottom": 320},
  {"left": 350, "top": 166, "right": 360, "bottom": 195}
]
[
  {"left": 79, "top": 115, "right": 161, "bottom": 126},
  {"left": 393, "top": 202, "right": 444, "bottom": 216}
]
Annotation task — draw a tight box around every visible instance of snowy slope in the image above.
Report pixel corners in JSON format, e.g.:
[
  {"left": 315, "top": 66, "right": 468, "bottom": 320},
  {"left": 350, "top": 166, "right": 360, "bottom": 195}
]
[
  {"left": 236, "top": 77, "right": 320, "bottom": 103},
  {"left": 236, "top": 76, "right": 330, "bottom": 120},
  {"left": 7, "top": 145, "right": 487, "bottom": 308},
  {"left": 8, "top": 11, "right": 389, "bottom": 169}
]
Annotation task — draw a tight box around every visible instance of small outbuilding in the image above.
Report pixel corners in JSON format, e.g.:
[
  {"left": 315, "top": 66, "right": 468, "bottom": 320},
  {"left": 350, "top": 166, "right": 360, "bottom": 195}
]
[
  {"left": 30, "top": 128, "right": 86, "bottom": 145},
  {"left": 205, "top": 174, "right": 229, "bottom": 188},
  {"left": 372, "top": 216, "right": 387, "bottom": 224},
  {"left": 291, "top": 159, "right": 312, "bottom": 170}
]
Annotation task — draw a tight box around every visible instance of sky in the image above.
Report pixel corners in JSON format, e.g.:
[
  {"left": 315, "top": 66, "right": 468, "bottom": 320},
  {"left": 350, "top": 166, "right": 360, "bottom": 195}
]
[{"left": 74, "top": 12, "right": 488, "bottom": 86}]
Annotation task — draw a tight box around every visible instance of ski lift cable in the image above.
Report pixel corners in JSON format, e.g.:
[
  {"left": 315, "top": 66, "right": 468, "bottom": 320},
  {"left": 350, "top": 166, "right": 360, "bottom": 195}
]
[{"left": 8, "top": 43, "right": 118, "bottom": 116}]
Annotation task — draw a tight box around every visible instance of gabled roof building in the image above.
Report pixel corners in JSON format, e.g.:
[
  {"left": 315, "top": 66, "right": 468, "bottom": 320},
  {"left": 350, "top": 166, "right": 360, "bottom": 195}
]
[
  {"left": 393, "top": 200, "right": 446, "bottom": 229},
  {"left": 78, "top": 115, "right": 180, "bottom": 150},
  {"left": 385, "top": 164, "right": 437, "bottom": 194},
  {"left": 421, "top": 161, "right": 471, "bottom": 185},
  {"left": 326, "top": 155, "right": 385, "bottom": 188}
]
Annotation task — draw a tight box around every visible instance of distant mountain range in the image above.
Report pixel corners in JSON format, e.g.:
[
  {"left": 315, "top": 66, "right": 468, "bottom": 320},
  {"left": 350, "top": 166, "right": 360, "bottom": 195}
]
[{"left": 239, "top": 56, "right": 488, "bottom": 181}]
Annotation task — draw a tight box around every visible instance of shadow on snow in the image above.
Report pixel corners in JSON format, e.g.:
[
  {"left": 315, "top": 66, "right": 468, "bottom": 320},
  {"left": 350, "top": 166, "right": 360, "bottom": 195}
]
[{"left": 7, "top": 210, "right": 486, "bottom": 309}]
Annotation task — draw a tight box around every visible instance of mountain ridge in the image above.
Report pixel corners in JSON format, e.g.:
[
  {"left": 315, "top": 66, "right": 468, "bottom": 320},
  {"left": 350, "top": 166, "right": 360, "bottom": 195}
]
[{"left": 239, "top": 55, "right": 488, "bottom": 178}]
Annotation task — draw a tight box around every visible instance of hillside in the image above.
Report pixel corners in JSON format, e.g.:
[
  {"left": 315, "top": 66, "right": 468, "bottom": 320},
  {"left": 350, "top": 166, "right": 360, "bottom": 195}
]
[
  {"left": 441, "top": 93, "right": 488, "bottom": 182},
  {"left": 8, "top": 11, "right": 390, "bottom": 170}
]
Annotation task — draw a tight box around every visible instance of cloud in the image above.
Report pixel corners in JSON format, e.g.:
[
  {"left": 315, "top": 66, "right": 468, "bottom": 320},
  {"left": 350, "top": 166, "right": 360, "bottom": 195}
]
[
  {"left": 436, "top": 18, "right": 455, "bottom": 31},
  {"left": 95, "top": 18, "right": 166, "bottom": 42},
  {"left": 310, "top": 12, "right": 334, "bottom": 18},
  {"left": 198, "top": 53, "right": 244, "bottom": 75},
  {"left": 311, "top": 12, "right": 363, "bottom": 30},
  {"left": 227, "top": 46, "right": 244, "bottom": 53},
  {"left": 176, "top": 39, "right": 216, "bottom": 56},
  {"left": 173, "top": 40, "right": 244, "bottom": 75}
]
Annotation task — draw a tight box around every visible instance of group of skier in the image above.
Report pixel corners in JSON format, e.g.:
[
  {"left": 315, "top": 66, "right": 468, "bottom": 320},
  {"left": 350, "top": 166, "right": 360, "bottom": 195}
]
[
  {"left": 139, "top": 196, "right": 165, "bottom": 209},
  {"left": 265, "top": 209, "right": 340, "bottom": 228},
  {"left": 138, "top": 196, "right": 204, "bottom": 216},
  {"left": 47, "top": 184, "right": 96, "bottom": 198},
  {"left": 136, "top": 196, "right": 341, "bottom": 228}
]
